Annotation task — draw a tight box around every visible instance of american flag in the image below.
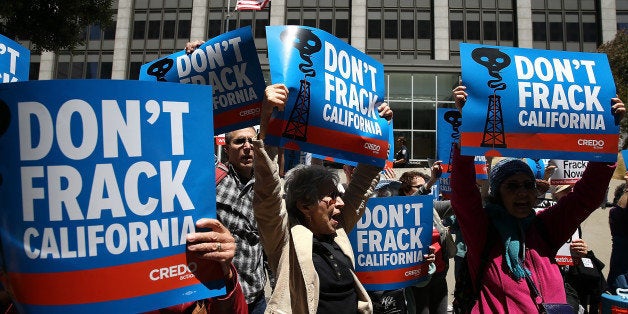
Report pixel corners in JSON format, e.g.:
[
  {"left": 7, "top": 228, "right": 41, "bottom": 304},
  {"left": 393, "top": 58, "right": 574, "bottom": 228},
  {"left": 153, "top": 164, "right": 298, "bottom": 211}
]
[{"left": 235, "top": 0, "right": 270, "bottom": 10}]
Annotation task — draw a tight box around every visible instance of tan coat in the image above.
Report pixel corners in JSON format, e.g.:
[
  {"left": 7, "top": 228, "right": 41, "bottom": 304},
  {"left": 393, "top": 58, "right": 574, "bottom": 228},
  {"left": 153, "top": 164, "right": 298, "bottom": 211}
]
[{"left": 252, "top": 140, "right": 380, "bottom": 314}]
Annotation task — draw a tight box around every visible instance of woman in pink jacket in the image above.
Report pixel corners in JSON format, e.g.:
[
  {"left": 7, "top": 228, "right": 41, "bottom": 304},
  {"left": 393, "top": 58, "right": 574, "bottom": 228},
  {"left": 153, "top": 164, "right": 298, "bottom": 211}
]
[{"left": 450, "top": 85, "right": 624, "bottom": 313}]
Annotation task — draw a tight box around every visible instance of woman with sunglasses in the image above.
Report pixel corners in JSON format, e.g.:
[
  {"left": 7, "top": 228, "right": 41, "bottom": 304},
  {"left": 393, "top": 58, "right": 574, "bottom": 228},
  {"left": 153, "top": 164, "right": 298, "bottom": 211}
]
[
  {"left": 252, "top": 84, "right": 393, "bottom": 313},
  {"left": 451, "top": 85, "right": 625, "bottom": 313}
]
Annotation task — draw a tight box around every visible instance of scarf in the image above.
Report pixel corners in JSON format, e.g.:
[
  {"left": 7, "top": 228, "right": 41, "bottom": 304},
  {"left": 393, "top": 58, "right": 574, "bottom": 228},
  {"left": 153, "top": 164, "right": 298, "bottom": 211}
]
[{"left": 485, "top": 202, "right": 535, "bottom": 281}]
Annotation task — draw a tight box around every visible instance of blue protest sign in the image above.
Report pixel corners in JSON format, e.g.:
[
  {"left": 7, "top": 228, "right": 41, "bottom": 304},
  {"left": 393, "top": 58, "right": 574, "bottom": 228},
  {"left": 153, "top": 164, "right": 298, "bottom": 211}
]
[
  {"left": 0, "top": 80, "right": 222, "bottom": 313},
  {"left": 348, "top": 195, "right": 433, "bottom": 290},
  {"left": 460, "top": 43, "right": 618, "bottom": 162},
  {"left": 266, "top": 25, "right": 389, "bottom": 167},
  {"left": 139, "top": 26, "right": 265, "bottom": 134},
  {"left": 0, "top": 34, "right": 30, "bottom": 82},
  {"left": 437, "top": 108, "right": 487, "bottom": 199}
]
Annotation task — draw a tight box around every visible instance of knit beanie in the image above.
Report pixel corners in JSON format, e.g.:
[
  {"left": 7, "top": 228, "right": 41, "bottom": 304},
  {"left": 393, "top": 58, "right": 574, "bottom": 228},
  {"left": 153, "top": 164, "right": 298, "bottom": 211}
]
[{"left": 489, "top": 158, "right": 535, "bottom": 198}]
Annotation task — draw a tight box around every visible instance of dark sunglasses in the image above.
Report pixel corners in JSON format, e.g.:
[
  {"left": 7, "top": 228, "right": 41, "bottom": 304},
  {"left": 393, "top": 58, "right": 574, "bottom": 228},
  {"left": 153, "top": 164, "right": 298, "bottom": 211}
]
[
  {"left": 503, "top": 181, "right": 536, "bottom": 192},
  {"left": 231, "top": 137, "right": 255, "bottom": 145},
  {"left": 320, "top": 190, "right": 343, "bottom": 206}
]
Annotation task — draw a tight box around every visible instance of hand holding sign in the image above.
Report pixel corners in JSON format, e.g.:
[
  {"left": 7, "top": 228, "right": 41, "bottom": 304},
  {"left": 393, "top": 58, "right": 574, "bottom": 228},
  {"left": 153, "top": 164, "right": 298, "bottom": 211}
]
[
  {"left": 260, "top": 84, "right": 289, "bottom": 140},
  {"left": 186, "top": 218, "right": 236, "bottom": 279},
  {"left": 453, "top": 85, "right": 467, "bottom": 113},
  {"left": 612, "top": 97, "right": 626, "bottom": 124}
]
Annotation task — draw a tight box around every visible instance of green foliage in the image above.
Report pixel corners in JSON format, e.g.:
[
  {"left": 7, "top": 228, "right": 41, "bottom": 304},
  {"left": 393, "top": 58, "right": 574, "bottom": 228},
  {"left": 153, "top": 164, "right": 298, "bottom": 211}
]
[
  {"left": 0, "top": 0, "right": 114, "bottom": 52},
  {"left": 598, "top": 30, "right": 628, "bottom": 148}
]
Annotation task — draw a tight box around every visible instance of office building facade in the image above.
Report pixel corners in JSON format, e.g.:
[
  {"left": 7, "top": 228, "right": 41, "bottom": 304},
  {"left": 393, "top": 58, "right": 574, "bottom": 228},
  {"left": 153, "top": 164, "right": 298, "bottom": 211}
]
[{"left": 23, "top": 0, "right": 627, "bottom": 164}]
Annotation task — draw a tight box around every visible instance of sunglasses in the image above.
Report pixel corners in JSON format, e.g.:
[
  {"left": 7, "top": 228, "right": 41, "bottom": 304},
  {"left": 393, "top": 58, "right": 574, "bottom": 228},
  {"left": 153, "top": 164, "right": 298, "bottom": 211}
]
[
  {"left": 320, "top": 189, "right": 343, "bottom": 207},
  {"left": 231, "top": 137, "right": 255, "bottom": 145},
  {"left": 503, "top": 181, "right": 536, "bottom": 192}
]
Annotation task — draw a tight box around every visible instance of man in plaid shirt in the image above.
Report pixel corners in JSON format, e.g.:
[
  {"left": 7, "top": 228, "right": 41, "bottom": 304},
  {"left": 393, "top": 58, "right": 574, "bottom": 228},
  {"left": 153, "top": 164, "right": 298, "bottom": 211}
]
[{"left": 216, "top": 127, "right": 267, "bottom": 314}]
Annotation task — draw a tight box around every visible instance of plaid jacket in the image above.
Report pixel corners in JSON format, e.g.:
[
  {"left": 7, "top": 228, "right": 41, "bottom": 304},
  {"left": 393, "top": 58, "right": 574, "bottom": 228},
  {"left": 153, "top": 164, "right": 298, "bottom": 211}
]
[{"left": 215, "top": 163, "right": 265, "bottom": 304}]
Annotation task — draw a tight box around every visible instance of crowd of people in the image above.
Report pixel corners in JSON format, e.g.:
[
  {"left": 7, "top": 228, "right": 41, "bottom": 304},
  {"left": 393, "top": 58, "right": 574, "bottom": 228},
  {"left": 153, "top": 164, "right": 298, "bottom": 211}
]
[
  {"left": 2, "top": 44, "right": 627, "bottom": 314},
  {"left": 160, "top": 82, "right": 623, "bottom": 314}
]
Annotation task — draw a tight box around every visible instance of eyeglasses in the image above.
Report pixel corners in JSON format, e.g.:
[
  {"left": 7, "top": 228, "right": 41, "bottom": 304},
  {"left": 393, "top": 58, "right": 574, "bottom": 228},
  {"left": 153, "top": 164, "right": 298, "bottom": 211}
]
[
  {"left": 231, "top": 137, "right": 255, "bottom": 146},
  {"left": 320, "top": 190, "right": 343, "bottom": 207},
  {"left": 503, "top": 181, "right": 536, "bottom": 192}
]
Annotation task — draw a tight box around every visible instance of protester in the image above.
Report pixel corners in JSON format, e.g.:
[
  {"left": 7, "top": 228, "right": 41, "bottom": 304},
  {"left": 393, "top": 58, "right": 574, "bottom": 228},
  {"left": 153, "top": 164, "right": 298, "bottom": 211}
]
[
  {"left": 365, "top": 179, "right": 437, "bottom": 313},
  {"left": 185, "top": 40, "right": 268, "bottom": 313},
  {"left": 450, "top": 84, "right": 625, "bottom": 313},
  {"left": 394, "top": 136, "right": 409, "bottom": 168},
  {"left": 608, "top": 174, "right": 628, "bottom": 294},
  {"left": 252, "top": 83, "right": 392, "bottom": 313},
  {"left": 399, "top": 163, "right": 455, "bottom": 314}
]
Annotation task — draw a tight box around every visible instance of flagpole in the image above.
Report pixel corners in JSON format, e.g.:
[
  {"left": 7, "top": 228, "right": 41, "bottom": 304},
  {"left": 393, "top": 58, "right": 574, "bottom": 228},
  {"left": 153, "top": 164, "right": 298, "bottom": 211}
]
[{"left": 225, "top": 0, "right": 232, "bottom": 32}]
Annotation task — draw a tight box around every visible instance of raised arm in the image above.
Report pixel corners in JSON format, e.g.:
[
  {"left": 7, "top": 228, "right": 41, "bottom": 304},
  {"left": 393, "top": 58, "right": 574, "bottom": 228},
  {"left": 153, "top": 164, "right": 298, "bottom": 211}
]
[
  {"left": 252, "top": 84, "right": 289, "bottom": 272},
  {"left": 342, "top": 103, "right": 393, "bottom": 232}
]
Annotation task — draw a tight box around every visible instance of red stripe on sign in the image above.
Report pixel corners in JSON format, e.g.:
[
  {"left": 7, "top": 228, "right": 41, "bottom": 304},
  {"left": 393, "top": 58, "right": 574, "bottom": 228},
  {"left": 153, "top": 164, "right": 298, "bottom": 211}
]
[
  {"left": 267, "top": 119, "right": 389, "bottom": 160},
  {"left": 9, "top": 252, "right": 223, "bottom": 305},
  {"left": 475, "top": 163, "right": 487, "bottom": 175},
  {"left": 462, "top": 132, "right": 618, "bottom": 153},
  {"left": 356, "top": 263, "right": 431, "bottom": 285},
  {"left": 214, "top": 102, "right": 262, "bottom": 130}
]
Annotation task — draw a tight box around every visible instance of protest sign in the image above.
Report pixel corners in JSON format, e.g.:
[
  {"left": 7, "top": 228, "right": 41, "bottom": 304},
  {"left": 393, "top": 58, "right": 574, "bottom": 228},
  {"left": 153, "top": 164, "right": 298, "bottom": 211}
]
[
  {"left": 460, "top": 43, "right": 619, "bottom": 162},
  {"left": 0, "top": 34, "right": 30, "bottom": 83},
  {"left": 348, "top": 195, "right": 433, "bottom": 290},
  {"left": 548, "top": 159, "right": 588, "bottom": 185},
  {"left": 0, "top": 80, "right": 222, "bottom": 313},
  {"left": 555, "top": 229, "right": 582, "bottom": 266},
  {"left": 139, "top": 26, "right": 265, "bottom": 134},
  {"left": 312, "top": 121, "right": 394, "bottom": 168},
  {"left": 437, "top": 108, "right": 487, "bottom": 199},
  {"left": 265, "top": 25, "right": 389, "bottom": 167}
]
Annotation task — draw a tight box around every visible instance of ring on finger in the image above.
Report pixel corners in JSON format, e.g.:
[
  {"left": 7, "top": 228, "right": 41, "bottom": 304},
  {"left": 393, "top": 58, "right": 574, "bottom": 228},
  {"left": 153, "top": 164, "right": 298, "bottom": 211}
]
[{"left": 217, "top": 242, "right": 222, "bottom": 252}]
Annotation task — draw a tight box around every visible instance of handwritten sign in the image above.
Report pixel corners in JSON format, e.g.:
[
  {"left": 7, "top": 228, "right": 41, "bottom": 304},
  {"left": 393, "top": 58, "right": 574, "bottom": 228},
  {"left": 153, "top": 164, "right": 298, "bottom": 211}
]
[
  {"left": 460, "top": 43, "right": 618, "bottom": 162},
  {"left": 348, "top": 195, "right": 433, "bottom": 290},
  {"left": 0, "top": 80, "right": 223, "bottom": 313},
  {"left": 266, "top": 25, "right": 388, "bottom": 166},
  {"left": 139, "top": 26, "right": 265, "bottom": 134}
]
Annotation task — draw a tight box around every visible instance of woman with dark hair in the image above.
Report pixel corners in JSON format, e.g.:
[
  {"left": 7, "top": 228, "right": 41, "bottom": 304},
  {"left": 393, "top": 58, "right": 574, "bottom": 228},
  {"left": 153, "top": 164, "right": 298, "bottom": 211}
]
[
  {"left": 252, "top": 84, "right": 393, "bottom": 313},
  {"left": 450, "top": 85, "right": 625, "bottom": 313},
  {"left": 608, "top": 173, "right": 628, "bottom": 294}
]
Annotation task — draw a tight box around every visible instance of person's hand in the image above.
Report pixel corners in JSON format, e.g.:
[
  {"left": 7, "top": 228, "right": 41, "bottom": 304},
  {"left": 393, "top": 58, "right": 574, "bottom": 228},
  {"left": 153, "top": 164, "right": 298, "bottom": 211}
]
[
  {"left": 453, "top": 85, "right": 467, "bottom": 113},
  {"left": 535, "top": 179, "right": 550, "bottom": 195},
  {"left": 186, "top": 218, "right": 236, "bottom": 279},
  {"left": 424, "top": 245, "right": 436, "bottom": 263},
  {"left": 543, "top": 164, "right": 557, "bottom": 181},
  {"left": 263, "top": 84, "right": 288, "bottom": 112},
  {"left": 185, "top": 40, "right": 205, "bottom": 54},
  {"left": 612, "top": 97, "right": 626, "bottom": 122},
  {"left": 430, "top": 160, "right": 443, "bottom": 180},
  {"left": 569, "top": 238, "right": 588, "bottom": 260},
  {"left": 259, "top": 84, "right": 289, "bottom": 140},
  {"left": 383, "top": 167, "right": 396, "bottom": 179},
  {"left": 378, "top": 102, "right": 393, "bottom": 121}
]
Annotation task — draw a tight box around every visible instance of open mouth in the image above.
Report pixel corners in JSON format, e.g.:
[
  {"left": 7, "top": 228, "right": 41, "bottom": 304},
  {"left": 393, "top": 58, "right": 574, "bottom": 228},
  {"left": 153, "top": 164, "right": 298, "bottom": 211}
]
[{"left": 330, "top": 211, "right": 341, "bottom": 227}]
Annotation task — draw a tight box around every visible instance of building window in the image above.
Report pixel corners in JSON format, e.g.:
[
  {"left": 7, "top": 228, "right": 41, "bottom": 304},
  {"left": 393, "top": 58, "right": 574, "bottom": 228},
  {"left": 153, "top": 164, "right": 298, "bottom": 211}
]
[
  {"left": 618, "top": 0, "right": 628, "bottom": 30},
  {"left": 386, "top": 72, "right": 460, "bottom": 162},
  {"left": 448, "top": 0, "right": 516, "bottom": 58},
  {"left": 367, "top": 1, "right": 433, "bottom": 60},
  {"left": 51, "top": 5, "right": 117, "bottom": 80},
  {"left": 131, "top": 1, "right": 193, "bottom": 52},
  {"left": 207, "top": 0, "right": 270, "bottom": 54},
  {"left": 285, "top": 0, "right": 350, "bottom": 44},
  {"left": 532, "top": 0, "right": 600, "bottom": 52}
]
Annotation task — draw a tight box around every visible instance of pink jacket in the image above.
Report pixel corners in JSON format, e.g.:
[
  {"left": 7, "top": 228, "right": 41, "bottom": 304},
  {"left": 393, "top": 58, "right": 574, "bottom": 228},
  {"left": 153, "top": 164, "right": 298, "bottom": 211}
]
[{"left": 451, "top": 146, "right": 614, "bottom": 313}]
